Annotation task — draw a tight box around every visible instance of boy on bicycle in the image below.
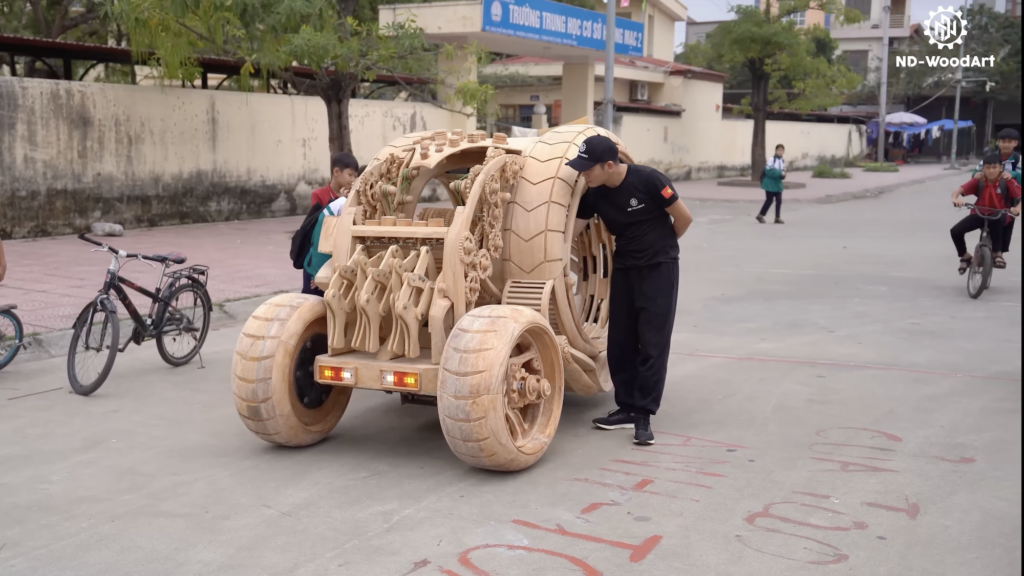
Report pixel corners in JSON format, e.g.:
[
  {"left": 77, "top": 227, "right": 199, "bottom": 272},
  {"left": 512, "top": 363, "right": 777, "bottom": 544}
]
[
  {"left": 972, "top": 128, "right": 1021, "bottom": 257},
  {"left": 952, "top": 153, "right": 1022, "bottom": 274}
]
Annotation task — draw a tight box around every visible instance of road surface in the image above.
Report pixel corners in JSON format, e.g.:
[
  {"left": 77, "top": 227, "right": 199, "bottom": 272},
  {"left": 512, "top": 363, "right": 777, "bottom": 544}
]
[{"left": 1, "top": 173, "right": 1020, "bottom": 576}]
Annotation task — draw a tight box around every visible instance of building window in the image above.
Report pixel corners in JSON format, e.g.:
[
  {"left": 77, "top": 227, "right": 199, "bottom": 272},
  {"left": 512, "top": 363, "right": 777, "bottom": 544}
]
[
  {"left": 784, "top": 11, "right": 806, "bottom": 26},
  {"left": 846, "top": 0, "right": 872, "bottom": 18},
  {"left": 499, "top": 105, "right": 518, "bottom": 125},
  {"left": 844, "top": 50, "right": 869, "bottom": 77},
  {"left": 696, "top": 33, "right": 707, "bottom": 42}
]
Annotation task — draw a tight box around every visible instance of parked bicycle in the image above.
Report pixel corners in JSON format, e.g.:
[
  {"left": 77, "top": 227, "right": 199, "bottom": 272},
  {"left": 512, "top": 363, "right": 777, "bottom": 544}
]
[
  {"left": 69, "top": 234, "right": 212, "bottom": 396},
  {"left": 962, "top": 205, "right": 1018, "bottom": 300},
  {"left": 0, "top": 304, "right": 25, "bottom": 371}
]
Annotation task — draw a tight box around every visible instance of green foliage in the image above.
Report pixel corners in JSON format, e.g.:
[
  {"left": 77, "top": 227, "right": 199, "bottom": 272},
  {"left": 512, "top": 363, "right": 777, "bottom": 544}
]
[
  {"left": 853, "top": 5, "right": 1020, "bottom": 108},
  {"left": 107, "top": 0, "right": 495, "bottom": 153},
  {"left": 960, "top": 4, "right": 1021, "bottom": 102},
  {"left": 1, "top": 0, "right": 112, "bottom": 77},
  {"left": 812, "top": 163, "right": 851, "bottom": 178},
  {"left": 679, "top": 1, "right": 862, "bottom": 179},
  {"left": 863, "top": 162, "right": 899, "bottom": 172},
  {"left": 682, "top": 4, "right": 862, "bottom": 115}
]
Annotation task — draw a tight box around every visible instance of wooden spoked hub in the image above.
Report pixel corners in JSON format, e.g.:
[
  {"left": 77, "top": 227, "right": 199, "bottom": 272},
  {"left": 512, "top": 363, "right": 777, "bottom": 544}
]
[
  {"left": 438, "top": 305, "right": 564, "bottom": 472},
  {"left": 504, "top": 334, "right": 555, "bottom": 448}
]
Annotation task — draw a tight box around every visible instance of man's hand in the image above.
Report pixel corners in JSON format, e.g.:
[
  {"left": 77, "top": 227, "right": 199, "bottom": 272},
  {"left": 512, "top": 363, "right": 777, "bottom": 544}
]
[
  {"left": 310, "top": 278, "right": 318, "bottom": 290},
  {"left": 954, "top": 197, "right": 967, "bottom": 208},
  {"left": 666, "top": 200, "right": 693, "bottom": 239},
  {"left": 974, "top": 172, "right": 985, "bottom": 180},
  {"left": 1001, "top": 171, "right": 1013, "bottom": 181},
  {"left": 1012, "top": 206, "right": 1021, "bottom": 217}
]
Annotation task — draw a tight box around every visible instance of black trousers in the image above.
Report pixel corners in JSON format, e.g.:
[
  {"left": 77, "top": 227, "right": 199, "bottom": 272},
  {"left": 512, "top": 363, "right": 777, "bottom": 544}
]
[
  {"left": 302, "top": 269, "right": 325, "bottom": 297},
  {"left": 1003, "top": 218, "right": 1016, "bottom": 253},
  {"left": 760, "top": 192, "right": 782, "bottom": 218},
  {"left": 951, "top": 214, "right": 1006, "bottom": 258},
  {"left": 607, "top": 261, "right": 679, "bottom": 416}
]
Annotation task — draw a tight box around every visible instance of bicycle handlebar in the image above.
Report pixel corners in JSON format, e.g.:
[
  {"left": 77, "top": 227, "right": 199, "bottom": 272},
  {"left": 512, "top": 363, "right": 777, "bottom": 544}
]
[
  {"left": 77, "top": 233, "right": 141, "bottom": 259},
  {"left": 961, "top": 204, "right": 1019, "bottom": 220}
]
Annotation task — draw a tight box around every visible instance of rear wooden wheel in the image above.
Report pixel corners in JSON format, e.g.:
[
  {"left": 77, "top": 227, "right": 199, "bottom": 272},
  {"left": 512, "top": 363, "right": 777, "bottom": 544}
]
[
  {"left": 438, "top": 305, "right": 564, "bottom": 472},
  {"left": 232, "top": 294, "right": 352, "bottom": 446}
]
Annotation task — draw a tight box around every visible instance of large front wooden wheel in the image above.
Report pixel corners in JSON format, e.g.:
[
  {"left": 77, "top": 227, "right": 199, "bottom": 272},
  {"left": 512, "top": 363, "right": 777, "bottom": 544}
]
[
  {"left": 232, "top": 294, "right": 352, "bottom": 447},
  {"left": 438, "top": 305, "right": 564, "bottom": 472}
]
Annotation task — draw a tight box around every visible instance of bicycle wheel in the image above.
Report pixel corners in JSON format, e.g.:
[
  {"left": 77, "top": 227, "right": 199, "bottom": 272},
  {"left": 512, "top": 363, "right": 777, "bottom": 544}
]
[
  {"left": 968, "top": 245, "right": 993, "bottom": 300},
  {"left": 67, "top": 302, "right": 120, "bottom": 396},
  {"left": 0, "top": 310, "right": 23, "bottom": 371},
  {"left": 156, "top": 283, "right": 211, "bottom": 367}
]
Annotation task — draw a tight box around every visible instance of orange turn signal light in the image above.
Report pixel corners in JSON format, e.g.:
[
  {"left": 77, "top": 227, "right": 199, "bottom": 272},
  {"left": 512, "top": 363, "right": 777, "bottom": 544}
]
[
  {"left": 319, "top": 366, "right": 355, "bottom": 384},
  {"left": 382, "top": 370, "right": 419, "bottom": 390}
]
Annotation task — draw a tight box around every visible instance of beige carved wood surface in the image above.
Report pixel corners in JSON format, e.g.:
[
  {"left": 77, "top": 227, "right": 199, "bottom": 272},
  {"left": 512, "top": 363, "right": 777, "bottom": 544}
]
[{"left": 232, "top": 125, "right": 633, "bottom": 472}]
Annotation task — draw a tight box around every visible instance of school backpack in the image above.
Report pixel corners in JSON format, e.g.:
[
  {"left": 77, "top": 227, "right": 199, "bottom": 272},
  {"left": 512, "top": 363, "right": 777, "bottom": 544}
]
[{"left": 290, "top": 203, "right": 324, "bottom": 270}]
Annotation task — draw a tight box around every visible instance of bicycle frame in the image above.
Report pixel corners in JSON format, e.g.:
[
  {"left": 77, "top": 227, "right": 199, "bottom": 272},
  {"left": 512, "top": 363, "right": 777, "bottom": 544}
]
[{"left": 89, "top": 252, "right": 203, "bottom": 353}]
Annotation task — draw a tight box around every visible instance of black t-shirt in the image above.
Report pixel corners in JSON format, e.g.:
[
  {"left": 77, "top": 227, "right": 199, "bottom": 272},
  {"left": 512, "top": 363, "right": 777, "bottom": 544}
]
[{"left": 575, "top": 165, "right": 680, "bottom": 268}]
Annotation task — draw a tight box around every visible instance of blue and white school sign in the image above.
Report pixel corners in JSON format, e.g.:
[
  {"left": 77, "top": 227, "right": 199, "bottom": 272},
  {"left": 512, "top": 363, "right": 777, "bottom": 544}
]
[{"left": 483, "top": 0, "right": 645, "bottom": 57}]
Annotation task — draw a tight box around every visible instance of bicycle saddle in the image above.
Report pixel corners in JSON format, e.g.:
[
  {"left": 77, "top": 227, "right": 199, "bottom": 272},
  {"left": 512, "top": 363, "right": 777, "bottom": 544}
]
[{"left": 147, "top": 253, "right": 188, "bottom": 265}]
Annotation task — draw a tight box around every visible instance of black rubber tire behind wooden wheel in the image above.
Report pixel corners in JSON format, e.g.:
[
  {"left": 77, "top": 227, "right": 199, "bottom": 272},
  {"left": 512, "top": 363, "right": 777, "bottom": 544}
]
[{"left": 232, "top": 294, "right": 352, "bottom": 447}]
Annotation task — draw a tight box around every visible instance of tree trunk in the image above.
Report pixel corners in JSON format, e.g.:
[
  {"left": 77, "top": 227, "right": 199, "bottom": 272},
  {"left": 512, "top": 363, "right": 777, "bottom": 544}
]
[
  {"left": 750, "top": 72, "right": 770, "bottom": 182},
  {"left": 321, "top": 74, "right": 357, "bottom": 156}
]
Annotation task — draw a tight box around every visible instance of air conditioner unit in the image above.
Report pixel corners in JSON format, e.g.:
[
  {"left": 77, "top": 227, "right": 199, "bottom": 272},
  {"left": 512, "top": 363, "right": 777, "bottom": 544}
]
[{"left": 630, "top": 81, "right": 650, "bottom": 103}]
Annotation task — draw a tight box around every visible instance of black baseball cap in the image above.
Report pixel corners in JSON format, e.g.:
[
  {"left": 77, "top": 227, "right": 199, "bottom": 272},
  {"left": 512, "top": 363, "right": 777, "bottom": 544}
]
[
  {"left": 997, "top": 128, "right": 1019, "bottom": 141},
  {"left": 566, "top": 135, "right": 620, "bottom": 172}
]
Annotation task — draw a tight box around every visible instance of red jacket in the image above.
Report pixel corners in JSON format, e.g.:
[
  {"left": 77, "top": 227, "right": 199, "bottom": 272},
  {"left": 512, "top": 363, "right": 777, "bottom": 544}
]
[
  {"left": 311, "top": 185, "right": 338, "bottom": 208},
  {"left": 961, "top": 177, "right": 1021, "bottom": 223}
]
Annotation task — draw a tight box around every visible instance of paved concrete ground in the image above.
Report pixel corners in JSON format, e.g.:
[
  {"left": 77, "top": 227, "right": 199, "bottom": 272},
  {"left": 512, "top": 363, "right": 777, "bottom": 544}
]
[
  {"left": 1, "top": 163, "right": 953, "bottom": 336},
  {"left": 0, "top": 173, "right": 1020, "bottom": 576},
  {"left": 700, "top": 163, "right": 953, "bottom": 202}
]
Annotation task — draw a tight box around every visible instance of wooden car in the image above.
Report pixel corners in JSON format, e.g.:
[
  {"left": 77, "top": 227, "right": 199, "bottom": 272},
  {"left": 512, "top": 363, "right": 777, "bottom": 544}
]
[{"left": 231, "top": 124, "right": 631, "bottom": 472}]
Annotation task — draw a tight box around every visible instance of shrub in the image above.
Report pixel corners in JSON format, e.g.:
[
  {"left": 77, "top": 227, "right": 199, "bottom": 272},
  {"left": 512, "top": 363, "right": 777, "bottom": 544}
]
[
  {"left": 812, "top": 163, "right": 852, "bottom": 179},
  {"left": 863, "top": 162, "right": 900, "bottom": 172}
]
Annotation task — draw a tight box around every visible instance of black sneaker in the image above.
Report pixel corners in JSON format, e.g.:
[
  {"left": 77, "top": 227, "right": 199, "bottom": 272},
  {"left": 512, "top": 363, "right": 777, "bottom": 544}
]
[
  {"left": 593, "top": 409, "right": 638, "bottom": 430},
  {"left": 633, "top": 415, "right": 655, "bottom": 445}
]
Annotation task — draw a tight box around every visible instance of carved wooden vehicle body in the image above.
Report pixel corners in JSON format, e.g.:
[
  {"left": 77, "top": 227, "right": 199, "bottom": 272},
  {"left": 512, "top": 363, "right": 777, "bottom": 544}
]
[{"left": 231, "top": 125, "right": 629, "bottom": 472}]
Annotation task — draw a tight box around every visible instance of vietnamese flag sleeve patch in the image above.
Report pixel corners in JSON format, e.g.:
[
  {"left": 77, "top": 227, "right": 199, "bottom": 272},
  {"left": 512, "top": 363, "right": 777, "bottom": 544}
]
[{"left": 661, "top": 186, "right": 673, "bottom": 199}]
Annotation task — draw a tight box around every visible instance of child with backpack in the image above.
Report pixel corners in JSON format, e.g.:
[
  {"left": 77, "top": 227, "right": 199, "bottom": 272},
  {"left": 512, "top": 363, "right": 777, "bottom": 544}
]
[
  {"left": 971, "top": 128, "right": 1021, "bottom": 257},
  {"left": 757, "top": 144, "right": 786, "bottom": 224},
  {"left": 291, "top": 159, "right": 363, "bottom": 296},
  {"left": 952, "top": 153, "right": 1022, "bottom": 273}
]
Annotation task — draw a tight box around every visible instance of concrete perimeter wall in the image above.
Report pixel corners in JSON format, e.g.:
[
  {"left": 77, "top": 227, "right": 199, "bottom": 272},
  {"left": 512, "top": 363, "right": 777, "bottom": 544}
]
[
  {"left": 619, "top": 112, "right": 865, "bottom": 180},
  {"left": 0, "top": 77, "right": 470, "bottom": 239}
]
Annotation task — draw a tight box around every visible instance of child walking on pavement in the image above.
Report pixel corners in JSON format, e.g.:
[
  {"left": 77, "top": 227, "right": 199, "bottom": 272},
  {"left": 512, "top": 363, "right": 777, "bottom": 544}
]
[{"left": 757, "top": 144, "right": 786, "bottom": 224}]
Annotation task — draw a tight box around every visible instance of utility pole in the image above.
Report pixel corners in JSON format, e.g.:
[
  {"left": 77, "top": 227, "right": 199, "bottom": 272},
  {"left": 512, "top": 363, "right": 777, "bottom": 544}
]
[
  {"left": 603, "top": 0, "right": 616, "bottom": 131},
  {"left": 948, "top": 5, "right": 967, "bottom": 169},
  {"left": 876, "top": 0, "right": 891, "bottom": 164}
]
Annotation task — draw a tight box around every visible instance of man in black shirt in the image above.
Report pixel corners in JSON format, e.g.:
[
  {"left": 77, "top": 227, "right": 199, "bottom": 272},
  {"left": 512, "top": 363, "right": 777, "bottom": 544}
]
[{"left": 568, "top": 135, "right": 693, "bottom": 445}]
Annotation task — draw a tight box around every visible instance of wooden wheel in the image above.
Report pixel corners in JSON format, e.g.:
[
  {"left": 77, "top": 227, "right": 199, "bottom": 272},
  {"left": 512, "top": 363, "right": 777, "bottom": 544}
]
[
  {"left": 438, "top": 305, "right": 564, "bottom": 472},
  {"left": 232, "top": 294, "right": 352, "bottom": 446}
]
